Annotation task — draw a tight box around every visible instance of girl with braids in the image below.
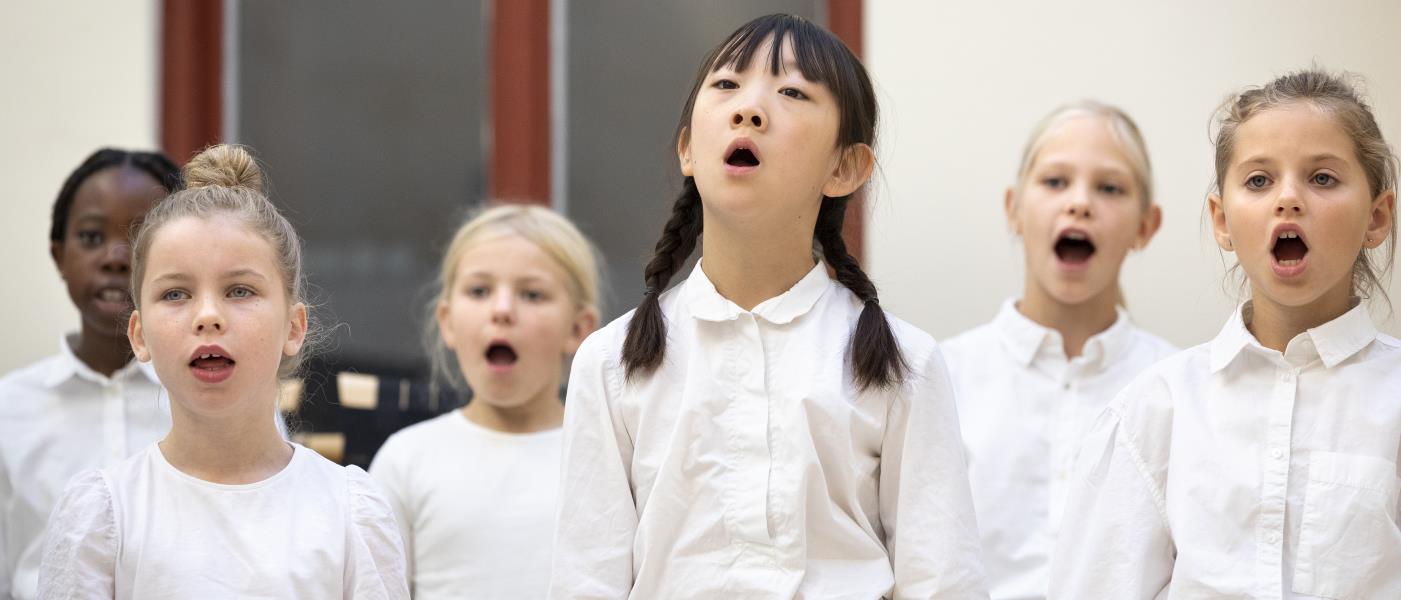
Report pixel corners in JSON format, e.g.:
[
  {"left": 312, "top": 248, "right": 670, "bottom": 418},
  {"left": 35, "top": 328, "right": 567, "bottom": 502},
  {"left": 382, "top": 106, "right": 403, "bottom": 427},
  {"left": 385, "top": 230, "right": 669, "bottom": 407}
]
[
  {"left": 0, "top": 148, "right": 178, "bottom": 600},
  {"left": 939, "top": 101, "right": 1173, "bottom": 600},
  {"left": 1053, "top": 69, "right": 1401, "bottom": 598},
  {"left": 36, "top": 145, "right": 408, "bottom": 598},
  {"left": 551, "top": 14, "right": 985, "bottom": 599}
]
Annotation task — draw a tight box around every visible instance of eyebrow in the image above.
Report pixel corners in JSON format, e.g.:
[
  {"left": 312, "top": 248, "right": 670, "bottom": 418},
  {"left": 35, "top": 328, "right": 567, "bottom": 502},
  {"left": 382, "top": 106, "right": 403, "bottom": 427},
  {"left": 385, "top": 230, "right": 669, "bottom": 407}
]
[
  {"left": 1237, "top": 153, "right": 1347, "bottom": 167},
  {"left": 149, "top": 269, "right": 269, "bottom": 285}
]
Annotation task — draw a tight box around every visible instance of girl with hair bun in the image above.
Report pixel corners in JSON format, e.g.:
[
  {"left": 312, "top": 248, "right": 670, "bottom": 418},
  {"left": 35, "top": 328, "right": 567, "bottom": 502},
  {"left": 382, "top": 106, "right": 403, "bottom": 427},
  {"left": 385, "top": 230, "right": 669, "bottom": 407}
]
[{"left": 37, "top": 145, "right": 409, "bottom": 599}]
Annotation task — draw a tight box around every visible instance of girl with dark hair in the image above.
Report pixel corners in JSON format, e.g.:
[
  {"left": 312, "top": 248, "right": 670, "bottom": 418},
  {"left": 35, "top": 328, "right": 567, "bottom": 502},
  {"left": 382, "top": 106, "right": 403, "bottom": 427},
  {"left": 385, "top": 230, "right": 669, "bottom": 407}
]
[
  {"left": 0, "top": 148, "right": 178, "bottom": 600},
  {"left": 551, "top": 14, "right": 986, "bottom": 599}
]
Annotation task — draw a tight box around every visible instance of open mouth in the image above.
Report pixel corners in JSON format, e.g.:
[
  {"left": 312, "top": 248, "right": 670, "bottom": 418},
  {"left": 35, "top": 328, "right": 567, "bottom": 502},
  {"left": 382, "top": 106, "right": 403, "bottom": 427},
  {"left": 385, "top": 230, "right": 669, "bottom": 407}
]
[
  {"left": 188, "top": 345, "right": 236, "bottom": 384},
  {"left": 1272, "top": 230, "right": 1308, "bottom": 266},
  {"left": 94, "top": 286, "right": 132, "bottom": 308},
  {"left": 189, "top": 352, "right": 236, "bottom": 371},
  {"left": 1054, "top": 230, "right": 1096, "bottom": 264},
  {"left": 485, "top": 342, "right": 518, "bottom": 367},
  {"left": 725, "top": 147, "right": 760, "bottom": 168}
]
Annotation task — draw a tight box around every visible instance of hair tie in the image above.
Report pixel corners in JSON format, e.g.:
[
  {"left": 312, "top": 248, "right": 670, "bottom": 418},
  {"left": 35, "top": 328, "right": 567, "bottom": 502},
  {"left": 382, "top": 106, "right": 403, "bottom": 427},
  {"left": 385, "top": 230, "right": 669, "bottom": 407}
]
[
  {"left": 864, "top": 297, "right": 879, "bottom": 307},
  {"left": 644, "top": 287, "right": 660, "bottom": 297}
]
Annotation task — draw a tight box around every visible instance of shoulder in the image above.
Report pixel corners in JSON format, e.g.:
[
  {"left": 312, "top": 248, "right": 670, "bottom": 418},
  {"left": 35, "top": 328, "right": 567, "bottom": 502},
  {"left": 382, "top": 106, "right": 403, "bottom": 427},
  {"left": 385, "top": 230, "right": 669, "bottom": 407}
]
[
  {"left": 879, "top": 309, "right": 941, "bottom": 369},
  {"left": 0, "top": 354, "right": 66, "bottom": 406},
  {"left": 376, "top": 411, "right": 457, "bottom": 458},
  {"left": 1130, "top": 326, "right": 1180, "bottom": 361},
  {"left": 1108, "top": 343, "right": 1210, "bottom": 436},
  {"left": 939, "top": 321, "right": 997, "bottom": 365}
]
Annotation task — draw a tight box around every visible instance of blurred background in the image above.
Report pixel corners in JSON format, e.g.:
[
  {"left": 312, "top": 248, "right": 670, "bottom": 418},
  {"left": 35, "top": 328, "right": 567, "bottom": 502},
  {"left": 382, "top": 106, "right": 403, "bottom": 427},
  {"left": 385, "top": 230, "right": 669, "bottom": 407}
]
[{"left": 4, "top": 1, "right": 1399, "bottom": 460}]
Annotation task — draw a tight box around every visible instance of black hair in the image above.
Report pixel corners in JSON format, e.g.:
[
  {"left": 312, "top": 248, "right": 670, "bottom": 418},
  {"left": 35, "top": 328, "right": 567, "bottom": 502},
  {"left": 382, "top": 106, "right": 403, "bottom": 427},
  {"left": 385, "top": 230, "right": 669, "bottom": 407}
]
[
  {"left": 50, "top": 148, "right": 182, "bottom": 243},
  {"left": 622, "top": 13, "right": 907, "bottom": 390}
]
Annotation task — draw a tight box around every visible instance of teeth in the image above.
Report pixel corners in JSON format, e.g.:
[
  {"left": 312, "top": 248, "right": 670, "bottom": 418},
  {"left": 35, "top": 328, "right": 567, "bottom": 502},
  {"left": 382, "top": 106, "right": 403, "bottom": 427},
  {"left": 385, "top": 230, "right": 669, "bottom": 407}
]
[
  {"left": 198, "top": 353, "right": 223, "bottom": 359},
  {"left": 1064, "top": 231, "right": 1088, "bottom": 241},
  {"left": 1278, "top": 231, "right": 1299, "bottom": 239},
  {"left": 1279, "top": 259, "right": 1302, "bottom": 266}
]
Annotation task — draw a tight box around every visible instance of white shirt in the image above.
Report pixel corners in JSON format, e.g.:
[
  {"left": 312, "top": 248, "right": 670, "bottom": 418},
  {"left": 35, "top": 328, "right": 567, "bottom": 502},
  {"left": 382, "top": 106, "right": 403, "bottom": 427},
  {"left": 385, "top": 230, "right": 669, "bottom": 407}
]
[
  {"left": 942, "top": 300, "right": 1175, "bottom": 600},
  {"left": 37, "top": 443, "right": 409, "bottom": 599},
  {"left": 0, "top": 335, "right": 168, "bottom": 600},
  {"left": 369, "top": 410, "right": 561, "bottom": 599},
  {"left": 550, "top": 261, "right": 987, "bottom": 599},
  {"left": 1051, "top": 301, "right": 1401, "bottom": 599}
]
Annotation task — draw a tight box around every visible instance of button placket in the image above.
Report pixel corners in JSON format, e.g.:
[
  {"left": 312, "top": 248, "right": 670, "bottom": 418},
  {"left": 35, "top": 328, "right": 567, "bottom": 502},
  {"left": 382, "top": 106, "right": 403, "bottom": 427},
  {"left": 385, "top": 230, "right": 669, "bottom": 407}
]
[{"left": 1255, "top": 363, "right": 1298, "bottom": 597}]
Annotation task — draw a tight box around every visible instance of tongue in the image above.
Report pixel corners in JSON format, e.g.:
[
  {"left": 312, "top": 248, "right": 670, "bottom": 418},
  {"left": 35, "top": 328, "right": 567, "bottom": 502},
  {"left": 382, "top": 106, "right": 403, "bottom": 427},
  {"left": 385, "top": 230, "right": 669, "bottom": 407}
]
[
  {"left": 1275, "top": 237, "right": 1307, "bottom": 261},
  {"left": 1056, "top": 240, "right": 1095, "bottom": 263},
  {"left": 192, "top": 357, "right": 233, "bottom": 370},
  {"left": 486, "top": 346, "right": 517, "bottom": 365}
]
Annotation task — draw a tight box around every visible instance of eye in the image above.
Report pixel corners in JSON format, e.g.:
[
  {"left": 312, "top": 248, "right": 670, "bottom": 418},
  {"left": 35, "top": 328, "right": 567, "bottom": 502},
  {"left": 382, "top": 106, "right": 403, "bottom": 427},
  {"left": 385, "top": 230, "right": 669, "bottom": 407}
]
[
  {"left": 713, "top": 78, "right": 738, "bottom": 90},
  {"left": 779, "top": 87, "right": 808, "bottom": 100},
  {"left": 228, "top": 286, "right": 255, "bottom": 299},
  {"left": 77, "top": 230, "right": 103, "bottom": 247},
  {"left": 1311, "top": 172, "right": 1336, "bottom": 186},
  {"left": 1099, "top": 183, "right": 1125, "bottom": 195},
  {"left": 1245, "top": 174, "right": 1270, "bottom": 189},
  {"left": 521, "top": 289, "right": 546, "bottom": 302},
  {"left": 160, "top": 289, "right": 189, "bottom": 302},
  {"left": 466, "top": 285, "right": 490, "bottom": 299},
  {"left": 1042, "top": 176, "right": 1067, "bottom": 190}
]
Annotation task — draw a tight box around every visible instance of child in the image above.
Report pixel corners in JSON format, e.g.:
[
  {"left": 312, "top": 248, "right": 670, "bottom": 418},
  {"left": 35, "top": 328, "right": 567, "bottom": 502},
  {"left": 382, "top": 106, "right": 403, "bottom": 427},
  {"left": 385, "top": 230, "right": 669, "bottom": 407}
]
[
  {"left": 1051, "top": 69, "right": 1400, "bottom": 598},
  {"left": 368, "top": 205, "right": 600, "bottom": 599},
  {"left": 0, "top": 149, "right": 179, "bottom": 600},
  {"left": 36, "top": 145, "right": 409, "bottom": 599},
  {"left": 550, "top": 14, "right": 986, "bottom": 599},
  {"left": 940, "top": 101, "right": 1174, "bottom": 599}
]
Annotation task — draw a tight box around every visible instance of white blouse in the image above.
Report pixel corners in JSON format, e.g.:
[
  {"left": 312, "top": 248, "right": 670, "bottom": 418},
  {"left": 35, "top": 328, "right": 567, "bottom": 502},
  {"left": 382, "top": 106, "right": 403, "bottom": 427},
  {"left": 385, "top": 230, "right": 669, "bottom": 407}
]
[
  {"left": 37, "top": 443, "right": 409, "bottom": 599},
  {"left": 369, "top": 410, "right": 561, "bottom": 599},
  {"left": 550, "top": 261, "right": 987, "bottom": 599},
  {"left": 1051, "top": 301, "right": 1401, "bottom": 599},
  {"left": 0, "top": 335, "right": 168, "bottom": 600},
  {"left": 941, "top": 300, "right": 1175, "bottom": 599}
]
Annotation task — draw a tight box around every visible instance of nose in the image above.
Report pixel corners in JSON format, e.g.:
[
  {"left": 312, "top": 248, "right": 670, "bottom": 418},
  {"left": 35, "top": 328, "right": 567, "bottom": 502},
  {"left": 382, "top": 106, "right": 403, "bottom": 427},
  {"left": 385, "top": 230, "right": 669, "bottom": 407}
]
[
  {"left": 731, "top": 94, "right": 767, "bottom": 131},
  {"left": 192, "top": 295, "right": 225, "bottom": 334},
  {"left": 1066, "top": 183, "right": 1094, "bottom": 219},
  {"left": 1275, "top": 178, "right": 1306, "bottom": 216},
  {"left": 100, "top": 242, "right": 132, "bottom": 274},
  {"left": 490, "top": 288, "right": 516, "bottom": 325}
]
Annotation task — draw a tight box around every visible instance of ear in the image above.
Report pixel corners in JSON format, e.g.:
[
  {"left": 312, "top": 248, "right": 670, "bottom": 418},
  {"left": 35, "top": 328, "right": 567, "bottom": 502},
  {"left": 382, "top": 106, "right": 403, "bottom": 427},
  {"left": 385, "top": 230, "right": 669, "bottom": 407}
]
[
  {"left": 1209, "top": 193, "right": 1233, "bottom": 251},
  {"left": 565, "top": 307, "right": 600, "bottom": 356},
  {"left": 283, "top": 302, "right": 308, "bottom": 357},
  {"left": 128, "top": 311, "right": 151, "bottom": 362},
  {"left": 1134, "top": 203, "right": 1164, "bottom": 250},
  {"left": 435, "top": 300, "right": 458, "bottom": 351},
  {"left": 821, "top": 143, "right": 875, "bottom": 198},
  {"left": 50, "top": 241, "right": 65, "bottom": 276},
  {"left": 677, "top": 127, "right": 694, "bottom": 177},
  {"left": 1364, "top": 189, "right": 1395, "bottom": 249},
  {"left": 1003, "top": 186, "right": 1022, "bottom": 236}
]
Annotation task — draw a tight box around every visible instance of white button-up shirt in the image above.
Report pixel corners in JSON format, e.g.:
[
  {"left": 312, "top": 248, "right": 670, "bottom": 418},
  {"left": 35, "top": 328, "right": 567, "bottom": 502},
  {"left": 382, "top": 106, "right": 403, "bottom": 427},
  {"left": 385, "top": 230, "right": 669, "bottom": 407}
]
[
  {"left": 551, "top": 262, "right": 987, "bottom": 599},
  {"left": 1051, "top": 301, "right": 1401, "bottom": 599},
  {"left": 942, "top": 300, "right": 1175, "bottom": 600},
  {"left": 0, "top": 335, "right": 168, "bottom": 600}
]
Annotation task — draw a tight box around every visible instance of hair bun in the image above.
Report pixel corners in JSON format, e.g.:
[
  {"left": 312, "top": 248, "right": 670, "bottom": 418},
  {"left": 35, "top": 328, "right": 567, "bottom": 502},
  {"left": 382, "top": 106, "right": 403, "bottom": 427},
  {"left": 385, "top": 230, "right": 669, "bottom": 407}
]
[{"left": 182, "top": 144, "right": 265, "bottom": 193}]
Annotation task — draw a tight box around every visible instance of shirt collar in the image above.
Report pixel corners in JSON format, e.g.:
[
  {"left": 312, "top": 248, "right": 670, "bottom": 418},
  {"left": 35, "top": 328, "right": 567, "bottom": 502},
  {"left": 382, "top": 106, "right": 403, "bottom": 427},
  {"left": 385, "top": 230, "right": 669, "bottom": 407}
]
[
  {"left": 683, "top": 259, "right": 832, "bottom": 325},
  {"left": 43, "top": 332, "right": 161, "bottom": 388},
  {"left": 1209, "top": 300, "right": 1376, "bottom": 373},
  {"left": 992, "top": 298, "right": 1136, "bottom": 369}
]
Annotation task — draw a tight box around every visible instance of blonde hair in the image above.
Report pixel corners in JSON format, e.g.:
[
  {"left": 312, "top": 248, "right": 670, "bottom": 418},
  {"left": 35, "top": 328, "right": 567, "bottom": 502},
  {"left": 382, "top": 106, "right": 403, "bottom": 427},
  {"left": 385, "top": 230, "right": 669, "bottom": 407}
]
[
  {"left": 1212, "top": 68, "right": 1399, "bottom": 301},
  {"left": 130, "top": 144, "right": 314, "bottom": 378},
  {"left": 1014, "top": 100, "right": 1155, "bottom": 210},
  {"left": 427, "top": 204, "right": 602, "bottom": 390}
]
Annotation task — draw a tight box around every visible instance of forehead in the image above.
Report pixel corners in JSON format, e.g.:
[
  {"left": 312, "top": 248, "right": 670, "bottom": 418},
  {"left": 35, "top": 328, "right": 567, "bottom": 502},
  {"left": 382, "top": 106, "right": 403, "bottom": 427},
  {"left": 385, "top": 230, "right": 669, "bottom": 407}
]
[
  {"left": 1031, "top": 116, "right": 1134, "bottom": 173},
  {"left": 455, "top": 233, "right": 568, "bottom": 282},
  {"left": 71, "top": 167, "right": 165, "bottom": 220},
  {"left": 1231, "top": 103, "right": 1357, "bottom": 165},
  {"left": 144, "top": 215, "right": 282, "bottom": 280}
]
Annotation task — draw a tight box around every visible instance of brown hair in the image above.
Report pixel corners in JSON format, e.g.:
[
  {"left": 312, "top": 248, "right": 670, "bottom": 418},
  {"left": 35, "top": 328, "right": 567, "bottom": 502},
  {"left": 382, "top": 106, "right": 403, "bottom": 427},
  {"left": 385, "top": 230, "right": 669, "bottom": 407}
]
[
  {"left": 1212, "top": 68, "right": 1399, "bottom": 300},
  {"left": 130, "top": 144, "right": 315, "bottom": 378}
]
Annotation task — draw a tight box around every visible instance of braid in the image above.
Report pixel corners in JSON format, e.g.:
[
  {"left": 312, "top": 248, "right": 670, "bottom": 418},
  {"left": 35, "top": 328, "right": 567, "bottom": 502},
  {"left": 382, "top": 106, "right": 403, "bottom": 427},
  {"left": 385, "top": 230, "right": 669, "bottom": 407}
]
[
  {"left": 622, "top": 177, "right": 704, "bottom": 379},
  {"left": 814, "top": 196, "right": 908, "bottom": 390},
  {"left": 50, "top": 148, "right": 181, "bottom": 243}
]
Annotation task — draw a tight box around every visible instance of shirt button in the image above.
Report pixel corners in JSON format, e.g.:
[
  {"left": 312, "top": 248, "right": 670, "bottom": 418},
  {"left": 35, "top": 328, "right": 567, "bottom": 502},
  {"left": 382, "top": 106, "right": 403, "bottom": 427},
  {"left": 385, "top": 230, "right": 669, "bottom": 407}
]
[
  {"left": 1062, "top": 382, "right": 1071, "bottom": 391},
  {"left": 1271, "top": 448, "right": 1284, "bottom": 460},
  {"left": 1267, "top": 532, "right": 1281, "bottom": 545}
]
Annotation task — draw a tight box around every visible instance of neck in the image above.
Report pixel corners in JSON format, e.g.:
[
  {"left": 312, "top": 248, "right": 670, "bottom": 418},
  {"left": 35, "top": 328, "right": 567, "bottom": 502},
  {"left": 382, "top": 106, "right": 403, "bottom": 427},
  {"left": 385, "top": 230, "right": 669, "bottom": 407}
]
[
  {"left": 1245, "top": 284, "right": 1353, "bottom": 353},
  {"left": 70, "top": 326, "right": 134, "bottom": 377},
  {"left": 700, "top": 211, "right": 817, "bottom": 311},
  {"left": 1019, "top": 276, "right": 1120, "bottom": 358},
  {"left": 463, "top": 380, "right": 565, "bottom": 434},
  {"left": 160, "top": 391, "right": 292, "bottom": 485}
]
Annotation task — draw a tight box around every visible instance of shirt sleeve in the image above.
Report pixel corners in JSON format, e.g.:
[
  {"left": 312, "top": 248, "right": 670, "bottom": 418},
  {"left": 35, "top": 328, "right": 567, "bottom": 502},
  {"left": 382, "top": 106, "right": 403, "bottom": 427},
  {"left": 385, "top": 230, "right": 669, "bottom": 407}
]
[
  {"left": 343, "top": 467, "right": 410, "bottom": 600},
  {"left": 880, "top": 344, "right": 989, "bottom": 599},
  {"left": 548, "top": 332, "right": 637, "bottom": 600},
  {"left": 36, "top": 470, "right": 117, "bottom": 600},
  {"left": 1049, "top": 379, "right": 1175, "bottom": 599},
  {"left": 366, "top": 437, "right": 415, "bottom": 592}
]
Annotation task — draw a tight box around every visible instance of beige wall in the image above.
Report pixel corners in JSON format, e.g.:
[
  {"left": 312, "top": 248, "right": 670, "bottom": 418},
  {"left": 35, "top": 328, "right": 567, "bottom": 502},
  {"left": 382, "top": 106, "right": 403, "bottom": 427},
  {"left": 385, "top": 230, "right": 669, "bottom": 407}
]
[
  {"left": 0, "top": 1, "right": 160, "bottom": 373},
  {"left": 865, "top": 0, "right": 1401, "bottom": 348}
]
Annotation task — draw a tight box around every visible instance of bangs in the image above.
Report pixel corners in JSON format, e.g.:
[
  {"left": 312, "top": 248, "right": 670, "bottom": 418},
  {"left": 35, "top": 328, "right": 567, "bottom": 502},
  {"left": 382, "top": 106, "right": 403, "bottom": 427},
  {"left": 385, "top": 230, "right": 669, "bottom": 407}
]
[{"left": 709, "top": 14, "right": 850, "bottom": 90}]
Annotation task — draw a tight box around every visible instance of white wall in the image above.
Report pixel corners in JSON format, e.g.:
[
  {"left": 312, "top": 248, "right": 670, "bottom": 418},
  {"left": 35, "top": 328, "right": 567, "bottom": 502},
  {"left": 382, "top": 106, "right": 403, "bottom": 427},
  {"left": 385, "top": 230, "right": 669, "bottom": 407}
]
[
  {"left": 0, "top": 1, "right": 160, "bottom": 373},
  {"left": 865, "top": 0, "right": 1401, "bottom": 348}
]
